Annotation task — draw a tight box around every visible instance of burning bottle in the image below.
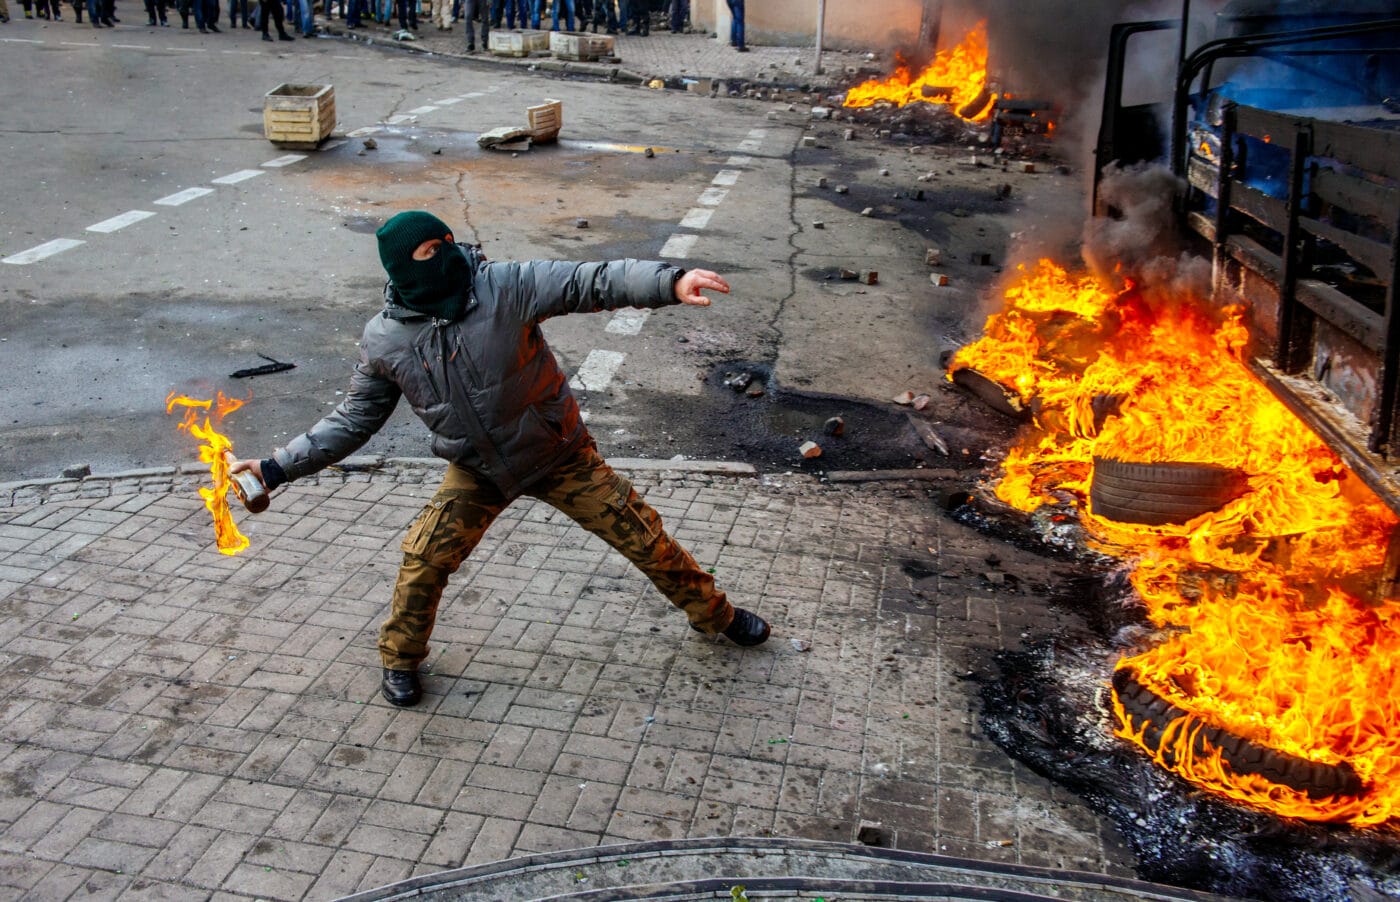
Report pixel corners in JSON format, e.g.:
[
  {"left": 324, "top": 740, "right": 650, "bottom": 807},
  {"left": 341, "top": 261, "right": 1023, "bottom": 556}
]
[{"left": 165, "top": 392, "right": 262, "bottom": 555}]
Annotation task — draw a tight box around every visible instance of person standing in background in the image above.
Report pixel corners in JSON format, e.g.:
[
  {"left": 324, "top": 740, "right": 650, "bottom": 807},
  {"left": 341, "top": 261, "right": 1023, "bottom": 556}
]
[{"left": 725, "top": 0, "right": 743, "bottom": 49}]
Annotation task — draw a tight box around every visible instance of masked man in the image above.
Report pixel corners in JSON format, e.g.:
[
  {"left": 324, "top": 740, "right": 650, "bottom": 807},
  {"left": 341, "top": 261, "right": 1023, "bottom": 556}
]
[{"left": 232, "top": 211, "right": 770, "bottom": 707}]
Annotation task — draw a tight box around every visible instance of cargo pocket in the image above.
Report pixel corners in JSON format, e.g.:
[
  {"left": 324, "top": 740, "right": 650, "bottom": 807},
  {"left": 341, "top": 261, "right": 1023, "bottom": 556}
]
[
  {"left": 606, "top": 474, "right": 663, "bottom": 548},
  {"left": 401, "top": 497, "right": 454, "bottom": 556}
]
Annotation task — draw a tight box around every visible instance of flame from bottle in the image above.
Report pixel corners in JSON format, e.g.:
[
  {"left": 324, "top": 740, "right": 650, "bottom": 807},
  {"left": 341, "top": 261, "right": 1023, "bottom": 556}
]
[{"left": 166, "top": 392, "right": 250, "bottom": 556}]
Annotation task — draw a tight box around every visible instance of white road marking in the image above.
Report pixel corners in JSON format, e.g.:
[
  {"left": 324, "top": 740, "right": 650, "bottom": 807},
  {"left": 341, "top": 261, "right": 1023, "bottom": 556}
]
[
  {"left": 166, "top": 47, "right": 207, "bottom": 52},
  {"left": 383, "top": 114, "right": 415, "bottom": 124},
  {"left": 460, "top": 91, "right": 485, "bottom": 98},
  {"left": 606, "top": 308, "right": 651, "bottom": 336},
  {"left": 112, "top": 43, "right": 153, "bottom": 49},
  {"left": 332, "top": 54, "right": 358, "bottom": 59},
  {"left": 211, "top": 169, "right": 264, "bottom": 185},
  {"left": 569, "top": 350, "right": 626, "bottom": 392},
  {"left": 262, "top": 154, "right": 307, "bottom": 167},
  {"left": 321, "top": 139, "right": 348, "bottom": 151},
  {"left": 347, "top": 126, "right": 382, "bottom": 137},
  {"left": 746, "top": 129, "right": 767, "bottom": 140},
  {"left": 432, "top": 97, "right": 463, "bottom": 105},
  {"left": 86, "top": 210, "right": 155, "bottom": 233},
  {"left": 1, "top": 38, "right": 44, "bottom": 43},
  {"left": 221, "top": 49, "right": 263, "bottom": 55},
  {"left": 59, "top": 41, "right": 100, "bottom": 47},
  {"left": 736, "top": 139, "right": 761, "bottom": 152},
  {"left": 406, "top": 105, "right": 438, "bottom": 115},
  {"left": 3, "top": 239, "right": 85, "bottom": 265},
  {"left": 154, "top": 187, "right": 215, "bottom": 206},
  {"left": 712, "top": 169, "right": 741, "bottom": 186},
  {"left": 697, "top": 187, "right": 728, "bottom": 206},
  {"left": 726, "top": 155, "right": 752, "bottom": 166},
  {"left": 659, "top": 234, "right": 698, "bottom": 259},
  {"left": 679, "top": 208, "right": 713, "bottom": 230}
]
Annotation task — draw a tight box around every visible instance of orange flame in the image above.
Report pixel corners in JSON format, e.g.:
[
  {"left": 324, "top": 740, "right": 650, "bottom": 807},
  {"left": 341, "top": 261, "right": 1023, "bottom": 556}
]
[
  {"left": 166, "top": 392, "right": 251, "bottom": 556},
  {"left": 953, "top": 260, "right": 1400, "bottom": 824},
  {"left": 843, "top": 21, "right": 997, "bottom": 121}
]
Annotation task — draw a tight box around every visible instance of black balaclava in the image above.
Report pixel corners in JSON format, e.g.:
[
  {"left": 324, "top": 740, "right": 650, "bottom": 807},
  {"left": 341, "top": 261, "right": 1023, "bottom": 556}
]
[{"left": 375, "top": 210, "right": 472, "bottom": 321}]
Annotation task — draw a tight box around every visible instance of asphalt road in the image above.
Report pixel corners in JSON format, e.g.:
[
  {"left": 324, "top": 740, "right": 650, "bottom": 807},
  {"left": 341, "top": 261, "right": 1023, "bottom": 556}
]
[{"left": 1, "top": 19, "right": 1083, "bottom": 483}]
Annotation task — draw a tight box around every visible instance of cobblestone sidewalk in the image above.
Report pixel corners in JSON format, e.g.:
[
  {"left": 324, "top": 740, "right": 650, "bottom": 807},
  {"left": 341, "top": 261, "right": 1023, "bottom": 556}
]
[{"left": 0, "top": 462, "right": 1133, "bottom": 899}]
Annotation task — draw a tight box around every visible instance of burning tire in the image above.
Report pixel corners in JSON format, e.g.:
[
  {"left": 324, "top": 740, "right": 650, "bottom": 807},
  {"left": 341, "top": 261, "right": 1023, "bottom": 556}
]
[
  {"left": 1111, "top": 668, "right": 1363, "bottom": 800},
  {"left": 1089, "top": 456, "right": 1249, "bottom": 526}
]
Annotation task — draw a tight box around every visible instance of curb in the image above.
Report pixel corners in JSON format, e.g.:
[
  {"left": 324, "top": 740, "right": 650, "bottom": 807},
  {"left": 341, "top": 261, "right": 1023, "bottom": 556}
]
[
  {"left": 0, "top": 457, "right": 760, "bottom": 509},
  {"left": 315, "top": 25, "right": 841, "bottom": 91}
]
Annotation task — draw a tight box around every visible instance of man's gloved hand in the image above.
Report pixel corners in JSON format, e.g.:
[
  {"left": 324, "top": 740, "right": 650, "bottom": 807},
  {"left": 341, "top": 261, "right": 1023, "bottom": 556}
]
[{"left": 230, "top": 458, "right": 286, "bottom": 490}]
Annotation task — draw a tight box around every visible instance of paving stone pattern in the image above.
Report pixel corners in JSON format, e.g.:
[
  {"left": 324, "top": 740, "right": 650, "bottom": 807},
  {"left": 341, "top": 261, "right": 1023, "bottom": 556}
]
[{"left": 0, "top": 465, "right": 1135, "bottom": 899}]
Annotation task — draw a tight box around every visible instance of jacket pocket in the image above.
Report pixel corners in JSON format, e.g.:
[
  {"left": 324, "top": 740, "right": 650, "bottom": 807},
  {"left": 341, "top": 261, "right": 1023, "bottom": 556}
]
[{"left": 401, "top": 497, "right": 453, "bottom": 555}]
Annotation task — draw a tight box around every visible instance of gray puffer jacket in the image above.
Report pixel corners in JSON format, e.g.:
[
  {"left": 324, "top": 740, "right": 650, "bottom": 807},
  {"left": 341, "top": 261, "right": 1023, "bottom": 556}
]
[{"left": 272, "top": 246, "right": 685, "bottom": 498}]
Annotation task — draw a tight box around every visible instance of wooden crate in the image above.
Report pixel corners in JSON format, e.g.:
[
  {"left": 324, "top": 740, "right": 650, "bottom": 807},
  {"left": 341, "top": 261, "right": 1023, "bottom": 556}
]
[
  {"left": 489, "top": 29, "right": 549, "bottom": 57},
  {"left": 263, "top": 84, "right": 335, "bottom": 150},
  {"left": 527, "top": 99, "right": 562, "bottom": 143},
  {"left": 548, "top": 30, "right": 614, "bottom": 61}
]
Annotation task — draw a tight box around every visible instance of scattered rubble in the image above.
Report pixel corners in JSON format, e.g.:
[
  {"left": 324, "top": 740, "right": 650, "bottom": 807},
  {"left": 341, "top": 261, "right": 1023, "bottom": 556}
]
[
  {"left": 835, "top": 185, "right": 849, "bottom": 195},
  {"left": 62, "top": 464, "right": 91, "bottom": 479},
  {"left": 575, "top": 218, "right": 589, "bottom": 229},
  {"left": 912, "top": 394, "right": 931, "bottom": 411},
  {"left": 892, "top": 391, "right": 915, "bottom": 405},
  {"left": 930, "top": 273, "right": 949, "bottom": 287},
  {"left": 905, "top": 413, "right": 949, "bottom": 455},
  {"left": 924, "top": 248, "right": 942, "bottom": 266},
  {"left": 858, "top": 270, "right": 878, "bottom": 285},
  {"left": 823, "top": 416, "right": 845, "bottom": 436},
  {"left": 812, "top": 221, "right": 825, "bottom": 229},
  {"left": 799, "top": 441, "right": 822, "bottom": 459}
]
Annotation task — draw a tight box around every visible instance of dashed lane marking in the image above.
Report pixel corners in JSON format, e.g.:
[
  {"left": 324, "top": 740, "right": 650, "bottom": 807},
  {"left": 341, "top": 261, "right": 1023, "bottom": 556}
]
[
  {"left": 86, "top": 210, "right": 155, "bottom": 233},
  {"left": 111, "top": 43, "right": 153, "bottom": 49},
  {"left": 605, "top": 308, "right": 651, "bottom": 336},
  {"left": 211, "top": 169, "right": 264, "bottom": 185},
  {"left": 262, "top": 154, "right": 308, "bottom": 167},
  {"left": 697, "top": 187, "right": 728, "bottom": 206},
  {"left": 3, "top": 239, "right": 85, "bottom": 265},
  {"left": 712, "top": 169, "right": 741, "bottom": 186},
  {"left": 383, "top": 114, "right": 415, "bottom": 125},
  {"left": 432, "top": 97, "right": 463, "bottom": 105},
  {"left": 154, "top": 187, "right": 215, "bottom": 206},
  {"left": 726, "top": 155, "right": 752, "bottom": 166},
  {"left": 0, "top": 38, "right": 44, "bottom": 43},
  {"left": 678, "top": 208, "right": 713, "bottom": 230},
  {"left": 59, "top": 41, "right": 100, "bottom": 47},
  {"left": 407, "top": 105, "right": 438, "bottom": 115},
  {"left": 347, "top": 126, "right": 382, "bottom": 137},
  {"left": 569, "top": 350, "right": 626, "bottom": 392},
  {"left": 659, "top": 234, "right": 698, "bottom": 259},
  {"left": 166, "top": 46, "right": 207, "bottom": 52},
  {"left": 221, "top": 49, "right": 263, "bottom": 55},
  {"left": 736, "top": 139, "right": 761, "bottom": 152},
  {"left": 322, "top": 139, "right": 347, "bottom": 151}
]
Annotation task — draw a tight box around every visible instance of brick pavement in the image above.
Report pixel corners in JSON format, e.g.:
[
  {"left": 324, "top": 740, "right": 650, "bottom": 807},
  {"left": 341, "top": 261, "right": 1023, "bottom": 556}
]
[{"left": 0, "top": 463, "right": 1135, "bottom": 899}]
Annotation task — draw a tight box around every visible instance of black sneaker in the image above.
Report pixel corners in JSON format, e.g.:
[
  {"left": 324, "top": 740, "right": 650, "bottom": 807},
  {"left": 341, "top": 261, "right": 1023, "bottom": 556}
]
[
  {"left": 381, "top": 668, "right": 422, "bottom": 707},
  {"left": 692, "top": 607, "right": 770, "bottom": 647}
]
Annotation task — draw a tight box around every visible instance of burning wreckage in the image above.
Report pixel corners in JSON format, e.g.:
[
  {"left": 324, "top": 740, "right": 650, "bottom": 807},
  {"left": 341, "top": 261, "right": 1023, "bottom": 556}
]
[{"left": 840, "top": 1, "right": 1400, "bottom": 898}]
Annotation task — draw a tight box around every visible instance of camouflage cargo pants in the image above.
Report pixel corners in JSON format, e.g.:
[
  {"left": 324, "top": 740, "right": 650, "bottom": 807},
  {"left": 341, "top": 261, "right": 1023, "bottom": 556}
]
[{"left": 380, "top": 443, "right": 735, "bottom": 670}]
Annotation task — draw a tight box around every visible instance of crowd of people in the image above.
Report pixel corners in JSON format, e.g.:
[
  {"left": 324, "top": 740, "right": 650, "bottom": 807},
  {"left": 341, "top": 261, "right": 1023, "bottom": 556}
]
[{"left": 0, "top": 0, "right": 747, "bottom": 51}]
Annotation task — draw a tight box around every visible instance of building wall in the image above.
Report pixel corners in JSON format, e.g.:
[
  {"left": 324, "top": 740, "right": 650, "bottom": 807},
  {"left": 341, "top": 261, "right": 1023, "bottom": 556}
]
[{"left": 692, "top": 0, "right": 924, "bottom": 50}]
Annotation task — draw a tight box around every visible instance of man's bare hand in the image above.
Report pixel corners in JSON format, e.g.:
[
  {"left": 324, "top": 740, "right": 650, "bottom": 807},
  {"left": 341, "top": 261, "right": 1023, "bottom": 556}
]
[
  {"left": 675, "top": 269, "right": 730, "bottom": 306},
  {"left": 229, "top": 459, "right": 264, "bottom": 483}
]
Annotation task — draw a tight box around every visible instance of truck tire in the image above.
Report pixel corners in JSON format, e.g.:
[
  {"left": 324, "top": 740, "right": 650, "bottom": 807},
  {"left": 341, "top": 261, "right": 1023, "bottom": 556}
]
[{"left": 1090, "top": 456, "right": 1249, "bottom": 526}]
